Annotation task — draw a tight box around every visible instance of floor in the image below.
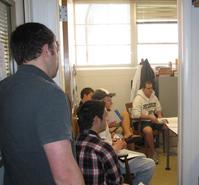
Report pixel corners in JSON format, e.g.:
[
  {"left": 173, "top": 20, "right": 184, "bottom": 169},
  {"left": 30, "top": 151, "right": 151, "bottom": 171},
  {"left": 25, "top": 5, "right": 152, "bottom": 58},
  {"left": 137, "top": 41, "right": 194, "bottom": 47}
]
[{"left": 150, "top": 148, "right": 177, "bottom": 185}]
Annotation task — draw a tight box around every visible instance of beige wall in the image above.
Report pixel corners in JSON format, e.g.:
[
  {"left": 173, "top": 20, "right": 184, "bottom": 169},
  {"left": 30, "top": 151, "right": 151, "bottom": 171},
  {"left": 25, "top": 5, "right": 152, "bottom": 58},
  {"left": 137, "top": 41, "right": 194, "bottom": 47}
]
[{"left": 76, "top": 67, "right": 136, "bottom": 112}]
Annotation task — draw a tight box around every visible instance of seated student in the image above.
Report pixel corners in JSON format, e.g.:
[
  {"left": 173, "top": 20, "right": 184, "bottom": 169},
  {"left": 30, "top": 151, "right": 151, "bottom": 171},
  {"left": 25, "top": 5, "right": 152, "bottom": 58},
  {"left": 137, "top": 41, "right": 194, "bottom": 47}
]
[
  {"left": 92, "top": 88, "right": 134, "bottom": 140},
  {"left": 132, "top": 81, "right": 166, "bottom": 164},
  {"left": 76, "top": 100, "right": 128, "bottom": 185},
  {"left": 79, "top": 87, "right": 94, "bottom": 106},
  {"left": 73, "top": 87, "right": 94, "bottom": 138},
  {"left": 92, "top": 89, "right": 155, "bottom": 185}
]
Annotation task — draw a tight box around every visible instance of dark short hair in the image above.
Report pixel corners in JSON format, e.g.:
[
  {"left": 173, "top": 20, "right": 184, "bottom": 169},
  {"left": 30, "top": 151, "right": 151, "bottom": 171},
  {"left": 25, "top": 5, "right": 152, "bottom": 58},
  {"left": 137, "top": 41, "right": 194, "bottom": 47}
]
[
  {"left": 92, "top": 89, "right": 115, "bottom": 100},
  {"left": 77, "top": 100, "right": 105, "bottom": 132},
  {"left": 10, "top": 22, "right": 55, "bottom": 65},
  {"left": 143, "top": 81, "right": 153, "bottom": 89},
  {"left": 80, "top": 87, "right": 94, "bottom": 99}
]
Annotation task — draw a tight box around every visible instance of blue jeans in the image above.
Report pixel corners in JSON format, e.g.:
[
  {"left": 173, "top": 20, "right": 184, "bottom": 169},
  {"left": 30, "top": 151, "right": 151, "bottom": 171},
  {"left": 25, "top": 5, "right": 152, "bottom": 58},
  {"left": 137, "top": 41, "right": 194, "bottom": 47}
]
[{"left": 119, "top": 156, "right": 155, "bottom": 185}]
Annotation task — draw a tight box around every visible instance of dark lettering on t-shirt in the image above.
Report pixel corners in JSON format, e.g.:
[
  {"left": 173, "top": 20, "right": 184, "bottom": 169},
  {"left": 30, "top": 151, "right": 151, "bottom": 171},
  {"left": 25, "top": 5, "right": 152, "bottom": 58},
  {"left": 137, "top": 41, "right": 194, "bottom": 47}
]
[{"left": 143, "top": 102, "right": 156, "bottom": 109}]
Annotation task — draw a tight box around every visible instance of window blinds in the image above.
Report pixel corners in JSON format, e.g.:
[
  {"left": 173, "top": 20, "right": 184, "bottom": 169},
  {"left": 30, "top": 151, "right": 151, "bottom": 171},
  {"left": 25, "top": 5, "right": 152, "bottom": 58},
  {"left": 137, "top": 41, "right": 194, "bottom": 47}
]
[
  {"left": 0, "top": 1, "right": 12, "bottom": 78},
  {"left": 74, "top": 0, "right": 135, "bottom": 3},
  {"left": 75, "top": 0, "right": 177, "bottom": 21},
  {"left": 136, "top": 0, "right": 177, "bottom": 21}
]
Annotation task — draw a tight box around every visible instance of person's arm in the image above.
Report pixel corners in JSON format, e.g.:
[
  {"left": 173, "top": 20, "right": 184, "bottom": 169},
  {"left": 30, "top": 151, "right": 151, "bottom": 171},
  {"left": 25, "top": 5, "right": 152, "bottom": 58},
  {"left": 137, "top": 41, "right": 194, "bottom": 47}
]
[
  {"left": 132, "top": 102, "right": 158, "bottom": 122},
  {"left": 44, "top": 139, "right": 85, "bottom": 185},
  {"left": 132, "top": 97, "right": 142, "bottom": 119},
  {"left": 140, "top": 113, "right": 158, "bottom": 123},
  {"left": 155, "top": 111, "right": 163, "bottom": 118},
  {"left": 154, "top": 97, "right": 162, "bottom": 118},
  {"left": 103, "top": 144, "right": 123, "bottom": 185}
]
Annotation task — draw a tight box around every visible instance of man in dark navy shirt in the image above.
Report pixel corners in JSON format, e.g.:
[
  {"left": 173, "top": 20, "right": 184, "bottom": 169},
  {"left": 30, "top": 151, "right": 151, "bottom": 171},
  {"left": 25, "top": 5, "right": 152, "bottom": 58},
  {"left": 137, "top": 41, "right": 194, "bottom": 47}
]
[{"left": 0, "top": 23, "right": 85, "bottom": 185}]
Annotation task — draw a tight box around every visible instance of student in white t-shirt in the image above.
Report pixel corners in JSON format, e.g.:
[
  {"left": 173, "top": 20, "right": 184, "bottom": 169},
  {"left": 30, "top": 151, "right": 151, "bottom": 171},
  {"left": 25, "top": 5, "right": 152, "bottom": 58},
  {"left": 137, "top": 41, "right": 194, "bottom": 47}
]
[
  {"left": 92, "top": 89, "right": 156, "bottom": 185},
  {"left": 132, "top": 81, "right": 166, "bottom": 164}
]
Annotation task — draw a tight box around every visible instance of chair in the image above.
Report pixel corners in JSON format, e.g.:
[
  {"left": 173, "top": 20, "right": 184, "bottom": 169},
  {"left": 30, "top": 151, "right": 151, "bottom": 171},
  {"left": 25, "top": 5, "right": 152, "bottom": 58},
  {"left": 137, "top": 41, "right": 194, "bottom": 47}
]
[
  {"left": 125, "top": 102, "right": 146, "bottom": 153},
  {"left": 125, "top": 102, "right": 165, "bottom": 156},
  {"left": 118, "top": 154, "right": 134, "bottom": 184},
  {"left": 71, "top": 105, "right": 80, "bottom": 139}
]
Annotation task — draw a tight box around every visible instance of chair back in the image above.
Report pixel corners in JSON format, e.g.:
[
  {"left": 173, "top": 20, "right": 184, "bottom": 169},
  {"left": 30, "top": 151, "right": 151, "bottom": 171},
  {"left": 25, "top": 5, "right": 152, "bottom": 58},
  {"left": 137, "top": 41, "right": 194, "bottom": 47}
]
[
  {"left": 125, "top": 102, "right": 133, "bottom": 117},
  {"left": 72, "top": 105, "right": 80, "bottom": 139}
]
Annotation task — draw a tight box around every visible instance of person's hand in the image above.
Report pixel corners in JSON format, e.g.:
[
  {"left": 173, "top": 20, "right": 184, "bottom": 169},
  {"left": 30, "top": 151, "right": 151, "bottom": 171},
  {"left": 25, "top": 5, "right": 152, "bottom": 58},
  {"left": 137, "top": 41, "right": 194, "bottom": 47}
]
[
  {"left": 111, "top": 132, "right": 116, "bottom": 139},
  {"left": 108, "top": 121, "right": 117, "bottom": 128},
  {"left": 112, "top": 139, "right": 127, "bottom": 152},
  {"left": 150, "top": 115, "right": 158, "bottom": 123}
]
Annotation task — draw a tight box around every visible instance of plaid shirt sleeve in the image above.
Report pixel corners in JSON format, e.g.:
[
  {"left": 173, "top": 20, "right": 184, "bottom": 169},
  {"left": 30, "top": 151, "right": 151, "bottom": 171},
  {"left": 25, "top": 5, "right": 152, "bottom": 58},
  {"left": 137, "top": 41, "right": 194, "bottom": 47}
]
[
  {"left": 101, "top": 143, "right": 123, "bottom": 185},
  {"left": 76, "top": 133, "right": 123, "bottom": 185}
]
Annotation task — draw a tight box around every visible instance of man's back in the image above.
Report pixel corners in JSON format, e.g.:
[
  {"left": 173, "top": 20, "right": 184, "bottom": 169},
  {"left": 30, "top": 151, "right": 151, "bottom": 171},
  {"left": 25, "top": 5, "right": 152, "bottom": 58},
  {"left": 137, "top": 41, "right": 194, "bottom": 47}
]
[{"left": 0, "top": 65, "right": 70, "bottom": 185}]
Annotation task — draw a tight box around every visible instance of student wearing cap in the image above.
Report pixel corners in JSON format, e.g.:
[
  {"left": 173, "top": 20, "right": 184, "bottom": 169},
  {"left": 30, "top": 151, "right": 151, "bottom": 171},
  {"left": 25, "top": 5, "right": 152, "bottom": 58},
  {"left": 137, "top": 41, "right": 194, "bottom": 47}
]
[
  {"left": 92, "top": 89, "right": 155, "bottom": 185},
  {"left": 92, "top": 88, "right": 134, "bottom": 140}
]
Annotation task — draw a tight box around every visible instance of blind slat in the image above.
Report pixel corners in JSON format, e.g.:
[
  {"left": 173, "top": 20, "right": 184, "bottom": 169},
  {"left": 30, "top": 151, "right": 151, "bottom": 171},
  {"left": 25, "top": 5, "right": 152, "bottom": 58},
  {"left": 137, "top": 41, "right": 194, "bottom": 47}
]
[
  {"left": 137, "top": 0, "right": 177, "bottom": 20},
  {"left": 0, "top": 1, "right": 11, "bottom": 77}
]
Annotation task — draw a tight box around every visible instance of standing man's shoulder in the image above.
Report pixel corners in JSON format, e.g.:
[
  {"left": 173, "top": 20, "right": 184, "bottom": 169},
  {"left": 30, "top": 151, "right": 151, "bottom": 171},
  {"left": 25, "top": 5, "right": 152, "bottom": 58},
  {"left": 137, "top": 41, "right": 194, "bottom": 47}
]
[
  {"left": 0, "top": 75, "right": 14, "bottom": 91},
  {"left": 39, "top": 79, "right": 68, "bottom": 104}
]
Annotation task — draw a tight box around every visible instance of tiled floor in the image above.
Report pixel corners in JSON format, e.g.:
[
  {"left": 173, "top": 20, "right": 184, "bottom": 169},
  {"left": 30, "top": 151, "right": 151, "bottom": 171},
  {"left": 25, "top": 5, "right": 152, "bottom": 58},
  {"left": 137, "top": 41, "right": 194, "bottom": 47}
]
[{"left": 150, "top": 149, "right": 177, "bottom": 185}]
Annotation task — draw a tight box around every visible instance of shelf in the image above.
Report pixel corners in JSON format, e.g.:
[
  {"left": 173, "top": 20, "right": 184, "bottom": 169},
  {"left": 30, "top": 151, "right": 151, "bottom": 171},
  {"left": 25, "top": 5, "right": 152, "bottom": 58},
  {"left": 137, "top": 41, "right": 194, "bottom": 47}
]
[{"left": 193, "top": 0, "right": 199, "bottom": 7}]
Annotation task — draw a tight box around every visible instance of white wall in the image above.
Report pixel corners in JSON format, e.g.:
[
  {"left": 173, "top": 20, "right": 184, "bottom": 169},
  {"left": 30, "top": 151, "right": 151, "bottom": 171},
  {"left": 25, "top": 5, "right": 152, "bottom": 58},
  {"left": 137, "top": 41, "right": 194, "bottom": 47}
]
[
  {"left": 76, "top": 67, "right": 136, "bottom": 112},
  {"left": 14, "top": 0, "right": 24, "bottom": 26},
  {"left": 23, "top": 0, "right": 64, "bottom": 89},
  {"left": 15, "top": 0, "right": 64, "bottom": 88},
  {"left": 180, "top": 0, "right": 199, "bottom": 185}
]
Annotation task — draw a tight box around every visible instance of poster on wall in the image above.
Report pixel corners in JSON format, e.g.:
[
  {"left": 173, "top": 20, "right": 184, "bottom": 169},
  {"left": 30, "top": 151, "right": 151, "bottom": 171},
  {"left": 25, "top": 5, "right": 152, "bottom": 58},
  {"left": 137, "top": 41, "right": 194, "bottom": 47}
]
[{"left": 0, "top": 42, "right": 6, "bottom": 81}]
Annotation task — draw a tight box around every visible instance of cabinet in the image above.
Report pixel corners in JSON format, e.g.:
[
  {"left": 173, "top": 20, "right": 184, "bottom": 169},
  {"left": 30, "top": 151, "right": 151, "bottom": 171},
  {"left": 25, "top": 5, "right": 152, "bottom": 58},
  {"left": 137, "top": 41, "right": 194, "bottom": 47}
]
[{"left": 158, "top": 76, "right": 178, "bottom": 117}]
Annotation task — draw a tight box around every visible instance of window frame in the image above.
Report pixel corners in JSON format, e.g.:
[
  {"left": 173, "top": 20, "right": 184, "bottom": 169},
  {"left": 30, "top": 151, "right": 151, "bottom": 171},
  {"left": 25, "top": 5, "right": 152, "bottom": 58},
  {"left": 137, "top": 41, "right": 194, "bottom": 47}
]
[
  {"left": 73, "top": 1, "right": 137, "bottom": 68},
  {"left": 136, "top": 21, "right": 178, "bottom": 67},
  {"left": 73, "top": 0, "right": 177, "bottom": 68}
]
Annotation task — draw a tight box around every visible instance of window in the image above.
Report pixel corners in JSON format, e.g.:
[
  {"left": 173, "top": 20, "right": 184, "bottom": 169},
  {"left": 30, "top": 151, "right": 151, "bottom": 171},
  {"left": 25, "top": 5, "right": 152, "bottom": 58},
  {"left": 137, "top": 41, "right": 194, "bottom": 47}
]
[
  {"left": 136, "top": 0, "right": 178, "bottom": 66},
  {"left": 73, "top": 0, "right": 177, "bottom": 67},
  {"left": 74, "top": 1, "right": 136, "bottom": 66},
  {"left": 137, "top": 22, "right": 178, "bottom": 66}
]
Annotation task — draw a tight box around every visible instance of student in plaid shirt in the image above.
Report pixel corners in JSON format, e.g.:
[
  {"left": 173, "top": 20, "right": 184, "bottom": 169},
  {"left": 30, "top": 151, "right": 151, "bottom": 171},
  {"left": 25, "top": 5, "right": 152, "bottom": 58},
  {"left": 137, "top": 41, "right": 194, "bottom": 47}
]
[{"left": 76, "top": 100, "right": 128, "bottom": 185}]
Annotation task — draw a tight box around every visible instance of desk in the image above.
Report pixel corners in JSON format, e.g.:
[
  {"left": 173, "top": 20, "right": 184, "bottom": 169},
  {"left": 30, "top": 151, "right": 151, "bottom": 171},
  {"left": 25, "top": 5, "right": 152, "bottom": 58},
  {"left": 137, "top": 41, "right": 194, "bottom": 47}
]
[{"left": 164, "top": 117, "right": 178, "bottom": 170}]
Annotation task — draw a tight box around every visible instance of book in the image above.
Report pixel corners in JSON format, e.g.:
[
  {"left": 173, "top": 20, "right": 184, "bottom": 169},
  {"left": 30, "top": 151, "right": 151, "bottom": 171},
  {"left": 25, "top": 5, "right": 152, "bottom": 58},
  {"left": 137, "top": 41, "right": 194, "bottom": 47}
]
[
  {"left": 158, "top": 117, "right": 178, "bottom": 134},
  {"left": 158, "top": 118, "right": 169, "bottom": 124},
  {"left": 158, "top": 117, "right": 178, "bottom": 124},
  {"left": 117, "top": 149, "right": 146, "bottom": 160}
]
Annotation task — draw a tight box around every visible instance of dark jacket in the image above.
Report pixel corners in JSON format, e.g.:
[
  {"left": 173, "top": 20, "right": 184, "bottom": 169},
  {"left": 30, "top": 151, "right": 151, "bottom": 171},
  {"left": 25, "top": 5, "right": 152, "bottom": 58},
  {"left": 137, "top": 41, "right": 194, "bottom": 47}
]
[{"left": 140, "top": 59, "right": 158, "bottom": 97}]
